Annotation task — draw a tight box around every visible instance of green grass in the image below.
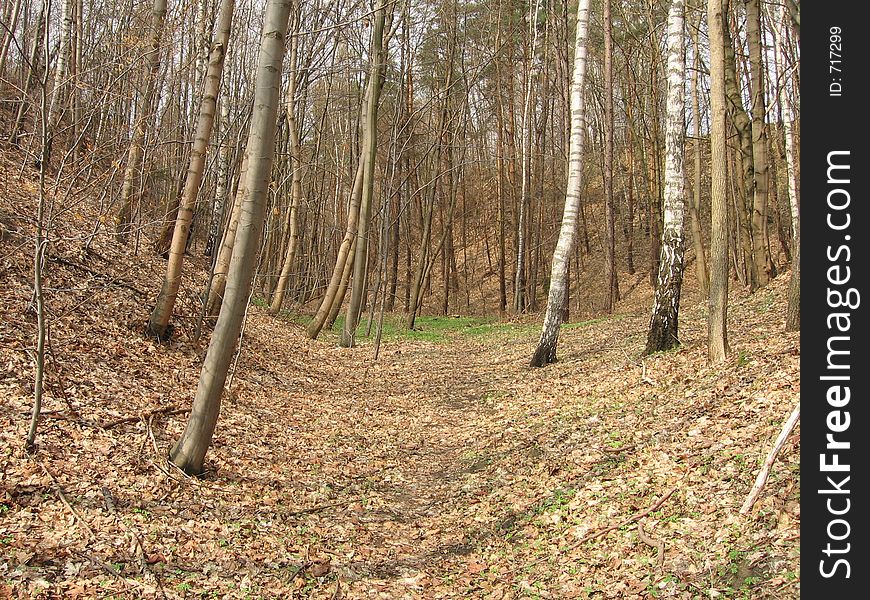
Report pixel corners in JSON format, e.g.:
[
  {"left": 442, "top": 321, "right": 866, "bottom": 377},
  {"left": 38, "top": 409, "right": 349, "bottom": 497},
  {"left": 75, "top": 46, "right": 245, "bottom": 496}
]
[
  {"left": 280, "top": 311, "right": 518, "bottom": 344},
  {"left": 273, "top": 308, "right": 622, "bottom": 346}
]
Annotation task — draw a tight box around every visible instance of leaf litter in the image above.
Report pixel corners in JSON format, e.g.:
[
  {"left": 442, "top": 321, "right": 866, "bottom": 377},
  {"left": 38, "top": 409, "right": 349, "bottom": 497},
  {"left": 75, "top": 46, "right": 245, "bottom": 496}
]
[{"left": 0, "top": 150, "right": 799, "bottom": 598}]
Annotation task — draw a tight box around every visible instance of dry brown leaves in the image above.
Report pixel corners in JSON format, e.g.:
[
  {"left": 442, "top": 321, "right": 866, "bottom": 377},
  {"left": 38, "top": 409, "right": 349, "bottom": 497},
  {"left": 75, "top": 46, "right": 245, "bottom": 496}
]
[{"left": 1, "top": 147, "right": 799, "bottom": 599}]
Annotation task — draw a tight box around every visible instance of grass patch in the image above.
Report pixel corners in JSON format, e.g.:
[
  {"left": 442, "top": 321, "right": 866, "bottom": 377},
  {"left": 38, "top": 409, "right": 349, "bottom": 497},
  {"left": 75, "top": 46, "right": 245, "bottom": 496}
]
[
  {"left": 273, "top": 310, "right": 625, "bottom": 346},
  {"left": 278, "top": 311, "right": 540, "bottom": 344}
]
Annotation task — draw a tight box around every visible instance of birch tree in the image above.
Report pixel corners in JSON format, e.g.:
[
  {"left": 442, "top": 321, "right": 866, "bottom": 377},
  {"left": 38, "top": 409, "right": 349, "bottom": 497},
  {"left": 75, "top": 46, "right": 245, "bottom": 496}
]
[
  {"left": 170, "top": 0, "right": 291, "bottom": 475},
  {"left": 645, "top": 0, "right": 685, "bottom": 354},
  {"left": 529, "top": 0, "right": 591, "bottom": 368},
  {"left": 768, "top": 1, "right": 799, "bottom": 330}
]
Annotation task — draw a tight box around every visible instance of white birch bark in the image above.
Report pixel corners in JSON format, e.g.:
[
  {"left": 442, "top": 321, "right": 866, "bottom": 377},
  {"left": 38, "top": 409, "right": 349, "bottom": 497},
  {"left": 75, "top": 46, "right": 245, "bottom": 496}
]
[
  {"left": 529, "top": 0, "right": 591, "bottom": 367},
  {"left": 645, "top": 0, "right": 686, "bottom": 354}
]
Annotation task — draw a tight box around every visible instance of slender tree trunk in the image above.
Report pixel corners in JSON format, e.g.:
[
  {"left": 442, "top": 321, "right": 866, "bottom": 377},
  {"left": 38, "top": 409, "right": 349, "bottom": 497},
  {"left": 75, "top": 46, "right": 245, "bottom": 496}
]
[
  {"left": 0, "top": 0, "right": 23, "bottom": 75},
  {"left": 269, "top": 14, "right": 304, "bottom": 315},
  {"left": 9, "top": 2, "right": 46, "bottom": 146},
  {"left": 688, "top": 17, "right": 709, "bottom": 297},
  {"left": 530, "top": 0, "right": 591, "bottom": 368},
  {"left": 170, "top": 0, "right": 291, "bottom": 476},
  {"left": 602, "top": 0, "right": 618, "bottom": 313},
  {"left": 514, "top": 0, "right": 541, "bottom": 314},
  {"left": 645, "top": 0, "right": 686, "bottom": 354},
  {"left": 770, "top": 2, "right": 799, "bottom": 330},
  {"left": 26, "top": 60, "right": 50, "bottom": 450},
  {"left": 721, "top": 4, "right": 755, "bottom": 288},
  {"left": 707, "top": 0, "right": 730, "bottom": 363},
  {"left": 406, "top": 43, "right": 455, "bottom": 330},
  {"left": 342, "top": 0, "right": 387, "bottom": 347},
  {"left": 325, "top": 237, "right": 357, "bottom": 329},
  {"left": 46, "top": 0, "right": 74, "bottom": 143},
  {"left": 148, "top": 0, "right": 234, "bottom": 339},
  {"left": 115, "top": 0, "right": 168, "bottom": 244},
  {"left": 206, "top": 152, "right": 249, "bottom": 318},
  {"left": 206, "top": 96, "right": 231, "bottom": 257},
  {"left": 745, "top": 0, "right": 770, "bottom": 287},
  {"left": 306, "top": 157, "right": 365, "bottom": 338}
]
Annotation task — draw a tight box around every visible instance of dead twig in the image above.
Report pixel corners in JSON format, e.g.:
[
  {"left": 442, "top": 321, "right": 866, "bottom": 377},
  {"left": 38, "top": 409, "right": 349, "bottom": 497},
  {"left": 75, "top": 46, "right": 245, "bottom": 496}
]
[
  {"left": 740, "top": 402, "right": 800, "bottom": 514},
  {"left": 101, "top": 406, "right": 189, "bottom": 430},
  {"left": 30, "top": 457, "right": 95, "bottom": 538},
  {"left": 530, "top": 486, "right": 679, "bottom": 566},
  {"left": 637, "top": 520, "right": 665, "bottom": 571}
]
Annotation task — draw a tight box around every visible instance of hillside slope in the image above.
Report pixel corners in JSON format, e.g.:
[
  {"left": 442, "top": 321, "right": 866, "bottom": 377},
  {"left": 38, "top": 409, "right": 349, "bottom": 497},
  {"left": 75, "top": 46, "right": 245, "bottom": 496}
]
[{"left": 1, "top": 146, "right": 799, "bottom": 599}]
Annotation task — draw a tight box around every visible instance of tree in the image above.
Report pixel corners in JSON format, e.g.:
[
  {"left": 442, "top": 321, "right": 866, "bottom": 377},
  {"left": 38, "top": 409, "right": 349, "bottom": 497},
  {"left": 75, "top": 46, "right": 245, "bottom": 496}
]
[
  {"left": 707, "top": 0, "right": 729, "bottom": 363},
  {"left": 688, "top": 14, "right": 709, "bottom": 298},
  {"left": 745, "top": 0, "right": 771, "bottom": 287},
  {"left": 170, "top": 0, "right": 292, "bottom": 475},
  {"left": 529, "top": 0, "right": 591, "bottom": 368},
  {"left": 644, "top": 0, "right": 685, "bottom": 354},
  {"left": 513, "top": 0, "right": 542, "bottom": 314},
  {"left": 268, "top": 6, "right": 304, "bottom": 316},
  {"left": 115, "top": 0, "right": 168, "bottom": 243},
  {"left": 601, "top": 0, "right": 618, "bottom": 314},
  {"left": 341, "top": 0, "right": 388, "bottom": 347},
  {"left": 768, "top": 1, "right": 799, "bottom": 330},
  {"left": 148, "top": 0, "right": 235, "bottom": 339}
]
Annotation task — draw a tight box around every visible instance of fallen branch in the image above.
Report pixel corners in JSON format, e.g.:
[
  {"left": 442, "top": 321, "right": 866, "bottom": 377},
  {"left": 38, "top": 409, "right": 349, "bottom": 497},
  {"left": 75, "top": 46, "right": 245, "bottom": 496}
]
[
  {"left": 530, "top": 485, "right": 678, "bottom": 566},
  {"left": 637, "top": 520, "right": 664, "bottom": 571},
  {"left": 569, "top": 486, "right": 677, "bottom": 548},
  {"left": 101, "top": 406, "right": 189, "bottom": 430},
  {"left": 30, "top": 457, "right": 95, "bottom": 538},
  {"left": 47, "top": 254, "right": 148, "bottom": 297},
  {"left": 740, "top": 402, "right": 800, "bottom": 515}
]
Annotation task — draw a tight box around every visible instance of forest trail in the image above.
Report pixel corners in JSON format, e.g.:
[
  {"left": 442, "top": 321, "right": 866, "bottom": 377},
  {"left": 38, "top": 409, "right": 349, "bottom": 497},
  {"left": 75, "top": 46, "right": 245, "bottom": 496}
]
[
  {"left": 1, "top": 149, "right": 800, "bottom": 599},
  {"left": 2, "top": 272, "right": 800, "bottom": 599}
]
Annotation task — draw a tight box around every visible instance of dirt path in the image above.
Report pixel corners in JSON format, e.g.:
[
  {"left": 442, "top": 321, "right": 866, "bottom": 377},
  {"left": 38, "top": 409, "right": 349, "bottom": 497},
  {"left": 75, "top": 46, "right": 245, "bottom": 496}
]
[
  {"left": 228, "top": 321, "right": 537, "bottom": 594},
  {"left": 1, "top": 282, "right": 801, "bottom": 599}
]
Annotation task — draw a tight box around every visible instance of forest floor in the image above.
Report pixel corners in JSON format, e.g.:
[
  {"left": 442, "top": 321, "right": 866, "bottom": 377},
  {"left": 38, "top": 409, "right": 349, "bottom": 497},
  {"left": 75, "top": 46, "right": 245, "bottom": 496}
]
[{"left": 0, "top": 151, "right": 800, "bottom": 599}]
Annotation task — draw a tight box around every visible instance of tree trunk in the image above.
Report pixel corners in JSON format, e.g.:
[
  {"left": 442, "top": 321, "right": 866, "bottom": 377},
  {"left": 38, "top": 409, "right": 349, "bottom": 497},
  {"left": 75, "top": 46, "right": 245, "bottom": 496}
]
[
  {"left": 721, "top": 4, "right": 756, "bottom": 288},
  {"left": 688, "top": 16, "right": 709, "bottom": 298},
  {"left": 645, "top": 0, "right": 686, "bottom": 354},
  {"left": 269, "top": 16, "right": 304, "bottom": 315},
  {"left": 514, "top": 0, "right": 541, "bottom": 314},
  {"left": 530, "top": 0, "right": 591, "bottom": 367},
  {"left": 9, "top": 2, "right": 46, "bottom": 146},
  {"left": 115, "top": 0, "right": 168, "bottom": 244},
  {"left": 46, "top": 0, "right": 74, "bottom": 141},
  {"left": 342, "top": 0, "right": 387, "bottom": 347},
  {"left": 707, "top": 0, "right": 730, "bottom": 363},
  {"left": 206, "top": 152, "right": 249, "bottom": 318},
  {"left": 770, "top": 1, "right": 800, "bottom": 330},
  {"left": 170, "top": 0, "right": 291, "bottom": 476},
  {"left": 602, "top": 0, "right": 618, "bottom": 313},
  {"left": 149, "top": 0, "right": 234, "bottom": 339},
  {"left": 0, "top": 0, "right": 23, "bottom": 76},
  {"left": 206, "top": 96, "right": 231, "bottom": 257},
  {"left": 745, "top": 0, "right": 770, "bottom": 288},
  {"left": 306, "top": 157, "right": 365, "bottom": 338}
]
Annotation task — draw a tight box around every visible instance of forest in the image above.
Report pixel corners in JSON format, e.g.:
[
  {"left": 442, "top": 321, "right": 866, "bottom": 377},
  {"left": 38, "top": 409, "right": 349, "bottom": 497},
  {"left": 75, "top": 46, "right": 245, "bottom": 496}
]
[{"left": 0, "top": 0, "right": 801, "bottom": 597}]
